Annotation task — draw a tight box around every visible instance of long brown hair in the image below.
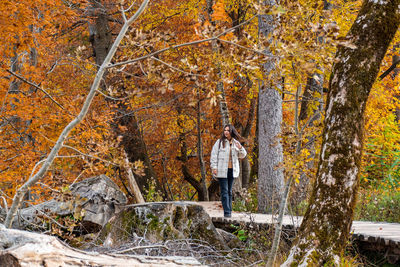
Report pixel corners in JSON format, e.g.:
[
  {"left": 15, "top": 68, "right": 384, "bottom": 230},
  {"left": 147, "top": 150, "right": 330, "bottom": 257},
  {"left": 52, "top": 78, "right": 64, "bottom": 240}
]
[{"left": 219, "top": 124, "right": 244, "bottom": 148}]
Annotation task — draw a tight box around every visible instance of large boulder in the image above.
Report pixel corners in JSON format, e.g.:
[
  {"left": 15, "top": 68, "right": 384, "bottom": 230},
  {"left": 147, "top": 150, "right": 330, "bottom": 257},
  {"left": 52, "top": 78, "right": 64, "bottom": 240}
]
[
  {"left": 97, "top": 202, "right": 229, "bottom": 251},
  {"left": 69, "top": 174, "right": 127, "bottom": 227},
  {"left": 13, "top": 175, "right": 127, "bottom": 233}
]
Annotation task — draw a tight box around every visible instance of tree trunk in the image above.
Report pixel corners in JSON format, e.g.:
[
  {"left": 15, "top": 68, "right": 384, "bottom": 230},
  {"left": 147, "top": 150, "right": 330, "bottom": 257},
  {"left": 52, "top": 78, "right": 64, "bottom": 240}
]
[
  {"left": 117, "top": 109, "right": 163, "bottom": 197},
  {"left": 292, "top": 74, "right": 324, "bottom": 206},
  {"left": 123, "top": 153, "right": 145, "bottom": 204},
  {"left": 257, "top": 86, "right": 284, "bottom": 213},
  {"left": 249, "top": 85, "right": 260, "bottom": 185},
  {"left": 87, "top": 1, "right": 162, "bottom": 198},
  {"left": 392, "top": 53, "right": 400, "bottom": 123},
  {"left": 283, "top": 1, "right": 400, "bottom": 265},
  {"left": 176, "top": 106, "right": 207, "bottom": 201},
  {"left": 241, "top": 96, "right": 256, "bottom": 189},
  {"left": 217, "top": 81, "right": 231, "bottom": 127},
  {"left": 88, "top": 0, "right": 112, "bottom": 68},
  {"left": 197, "top": 88, "right": 209, "bottom": 201},
  {"left": 257, "top": 8, "right": 284, "bottom": 213}
]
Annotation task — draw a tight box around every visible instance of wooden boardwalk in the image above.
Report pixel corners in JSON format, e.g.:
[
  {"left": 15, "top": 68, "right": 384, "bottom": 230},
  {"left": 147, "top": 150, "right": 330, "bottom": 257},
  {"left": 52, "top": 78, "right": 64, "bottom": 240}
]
[{"left": 196, "top": 201, "right": 400, "bottom": 262}]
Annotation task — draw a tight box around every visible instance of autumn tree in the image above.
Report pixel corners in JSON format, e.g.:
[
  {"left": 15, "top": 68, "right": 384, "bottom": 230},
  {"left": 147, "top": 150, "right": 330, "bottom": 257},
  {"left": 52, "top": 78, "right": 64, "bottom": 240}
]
[
  {"left": 283, "top": 0, "right": 400, "bottom": 265},
  {"left": 4, "top": 0, "right": 151, "bottom": 228}
]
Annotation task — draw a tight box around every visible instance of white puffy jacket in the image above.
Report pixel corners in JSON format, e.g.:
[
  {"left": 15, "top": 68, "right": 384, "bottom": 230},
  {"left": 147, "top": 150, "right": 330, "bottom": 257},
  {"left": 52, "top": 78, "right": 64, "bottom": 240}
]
[{"left": 210, "top": 138, "right": 247, "bottom": 178}]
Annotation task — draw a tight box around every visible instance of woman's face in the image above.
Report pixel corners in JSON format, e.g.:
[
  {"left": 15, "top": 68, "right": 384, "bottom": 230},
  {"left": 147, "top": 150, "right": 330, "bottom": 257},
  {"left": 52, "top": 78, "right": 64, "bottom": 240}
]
[{"left": 224, "top": 127, "right": 231, "bottom": 140}]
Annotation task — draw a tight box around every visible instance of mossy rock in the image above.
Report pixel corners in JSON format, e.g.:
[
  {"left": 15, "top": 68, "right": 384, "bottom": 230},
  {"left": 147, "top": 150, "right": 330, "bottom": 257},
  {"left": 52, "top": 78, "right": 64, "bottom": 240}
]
[{"left": 97, "top": 202, "right": 228, "bottom": 250}]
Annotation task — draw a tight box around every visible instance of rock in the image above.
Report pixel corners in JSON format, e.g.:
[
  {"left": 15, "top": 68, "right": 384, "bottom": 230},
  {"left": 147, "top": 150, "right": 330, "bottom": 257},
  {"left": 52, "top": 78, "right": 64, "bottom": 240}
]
[
  {"left": 69, "top": 175, "right": 127, "bottom": 227},
  {"left": 13, "top": 175, "right": 127, "bottom": 233},
  {"left": 0, "top": 225, "right": 204, "bottom": 266},
  {"left": 98, "top": 201, "right": 229, "bottom": 251},
  {"left": 216, "top": 228, "right": 241, "bottom": 248}
]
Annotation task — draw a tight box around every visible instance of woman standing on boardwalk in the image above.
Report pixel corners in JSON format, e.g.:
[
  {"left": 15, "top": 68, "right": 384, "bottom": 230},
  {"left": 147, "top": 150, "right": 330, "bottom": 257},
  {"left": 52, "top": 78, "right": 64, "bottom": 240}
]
[{"left": 210, "top": 124, "right": 247, "bottom": 217}]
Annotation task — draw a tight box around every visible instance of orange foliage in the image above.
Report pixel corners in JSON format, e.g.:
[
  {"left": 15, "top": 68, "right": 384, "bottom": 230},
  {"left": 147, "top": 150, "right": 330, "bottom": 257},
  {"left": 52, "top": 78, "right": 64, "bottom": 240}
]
[{"left": 1, "top": 0, "right": 399, "bottom": 205}]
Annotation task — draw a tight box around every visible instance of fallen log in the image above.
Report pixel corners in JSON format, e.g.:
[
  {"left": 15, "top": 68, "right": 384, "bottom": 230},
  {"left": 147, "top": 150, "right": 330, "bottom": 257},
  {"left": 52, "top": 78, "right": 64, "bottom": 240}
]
[{"left": 0, "top": 224, "right": 204, "bottom": 266}]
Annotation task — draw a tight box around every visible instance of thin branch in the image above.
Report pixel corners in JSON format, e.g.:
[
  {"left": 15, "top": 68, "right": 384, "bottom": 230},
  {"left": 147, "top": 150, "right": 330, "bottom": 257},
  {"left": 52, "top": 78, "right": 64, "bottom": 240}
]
[
  {"left": 70, "top": 170, "right": 86, "bottom": 187},
  {"left": 116, "top": 244, "right": 169, "bottom": 254},
  {"left": 26, "top": 207, "right": 69, "bottom": 230},
  {"left": 216, "top": 38, "right": 270, "bottom": 56},
  {"left": 38, "top": 182, "right": 62, "bottom": 194},
  {"left": 0, "top": 86, "right": 10, "bottom": 120},
  {"left": 108, "top": 15, "right": 259, "bottom": 69},
  {"left": 151, "top": 57, "right": 206, "bottom": 77},
  {"left": 124, "top": 1, "right": 137, "bottom": 13},
  {"left": 379, "top": 57, "right": 400, "bottom": 80},
  {"left": 6, "top": 70, "right": 66, "bottom": 111},
  {"left": 46, "top": 59, "right": 61, "bottom": 74},
  {"left": 95, "top": 89, "right": 133, "bottom": 101},
  {"left": 120, "top": 3, "right": 127, "bottom": 23},
  {"left": 102, "top": 93, "right": 186, "bottom": 123},
  {"left": 62, "top": 145, "right": 118, "bottom": 167}
]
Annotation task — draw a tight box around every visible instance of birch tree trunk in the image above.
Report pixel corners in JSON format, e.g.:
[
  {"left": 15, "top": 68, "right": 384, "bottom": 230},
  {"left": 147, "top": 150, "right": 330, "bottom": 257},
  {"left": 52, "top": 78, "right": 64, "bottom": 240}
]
[
  {"left": 257, "top": 2, "right": 284, "bottom": 213},
  {"left": 283, "top": 1, "right": 400, "bottom": 265}
]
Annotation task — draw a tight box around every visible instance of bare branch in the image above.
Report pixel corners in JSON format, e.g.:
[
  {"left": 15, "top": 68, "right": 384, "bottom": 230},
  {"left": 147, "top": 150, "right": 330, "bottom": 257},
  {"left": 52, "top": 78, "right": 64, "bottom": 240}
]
[
  {"left": 216, "top": 38, "right": 270, "bottom": 56},
  {"left": 379, "top": 56, "right": 400, "bottom": 80},
  {"left": 95, "top": 89, "right": 133, "bottom": 101},
  {"left": 6, "top": 70, "right": 66, "bottom": 111},
  {"left": 62, "top": 145, "right": 118, "bottom": 167},
  {"left": 108, "top": 15, "right": 259, "bottom": 69},
  {"left": 151, "top": 56, "right": 207, "bottom": 77},
  {"left": 120, "top": 3, "right": 127, "bottom": 23}
]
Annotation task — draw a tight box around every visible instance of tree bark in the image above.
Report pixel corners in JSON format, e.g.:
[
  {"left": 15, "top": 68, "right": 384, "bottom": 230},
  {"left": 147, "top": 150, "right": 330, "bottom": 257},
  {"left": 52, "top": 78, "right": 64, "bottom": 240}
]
[
  {"left": 88, "top": 0, "right": 112, "bottom": 67},
  {"left": 241, "top": 96, "right": 256, "bottom": 189},
  {"left": 249, "top": 85, "right": 260, "bottom": 185},
  {"left": 197, "top": 88, "right": 209, "bottom": 201},
  {"left": 257, "top": 86, "right": 284, "bottom": 213},
  {"left": 391, "top": 53, "right": 400, "bottom": 123},
  {"left": 257, "top": 7, "right": 284, "bottom": 213},
  {"left": 283, "top": 1, "right": 400, "bottom": 265}
]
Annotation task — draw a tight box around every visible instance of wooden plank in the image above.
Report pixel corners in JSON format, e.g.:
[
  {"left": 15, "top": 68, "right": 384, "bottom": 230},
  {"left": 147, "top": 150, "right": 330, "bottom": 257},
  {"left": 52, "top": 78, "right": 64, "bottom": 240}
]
[{"left": 198, "top": 201, "right": 400, "bottom": 248}]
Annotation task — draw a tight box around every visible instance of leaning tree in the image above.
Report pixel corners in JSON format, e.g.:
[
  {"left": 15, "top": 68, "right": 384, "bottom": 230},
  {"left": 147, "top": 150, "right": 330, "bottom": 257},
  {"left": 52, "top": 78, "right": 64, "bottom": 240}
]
[{"left": 283, "top": 0, "right": 400, "bottom": 265}]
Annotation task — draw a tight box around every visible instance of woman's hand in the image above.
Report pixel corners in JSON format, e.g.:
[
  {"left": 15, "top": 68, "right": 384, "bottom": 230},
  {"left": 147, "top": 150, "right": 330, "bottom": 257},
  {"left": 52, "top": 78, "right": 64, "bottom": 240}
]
[{"left": 234, "top": 140, "right": 242, "bottom": 149}]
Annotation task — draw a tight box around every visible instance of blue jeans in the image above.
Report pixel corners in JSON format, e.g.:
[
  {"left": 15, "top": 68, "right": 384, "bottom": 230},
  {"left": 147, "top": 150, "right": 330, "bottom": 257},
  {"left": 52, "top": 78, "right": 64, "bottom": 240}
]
[{"left": 218, "top": 168, "right": 234, "bottom": 217}]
